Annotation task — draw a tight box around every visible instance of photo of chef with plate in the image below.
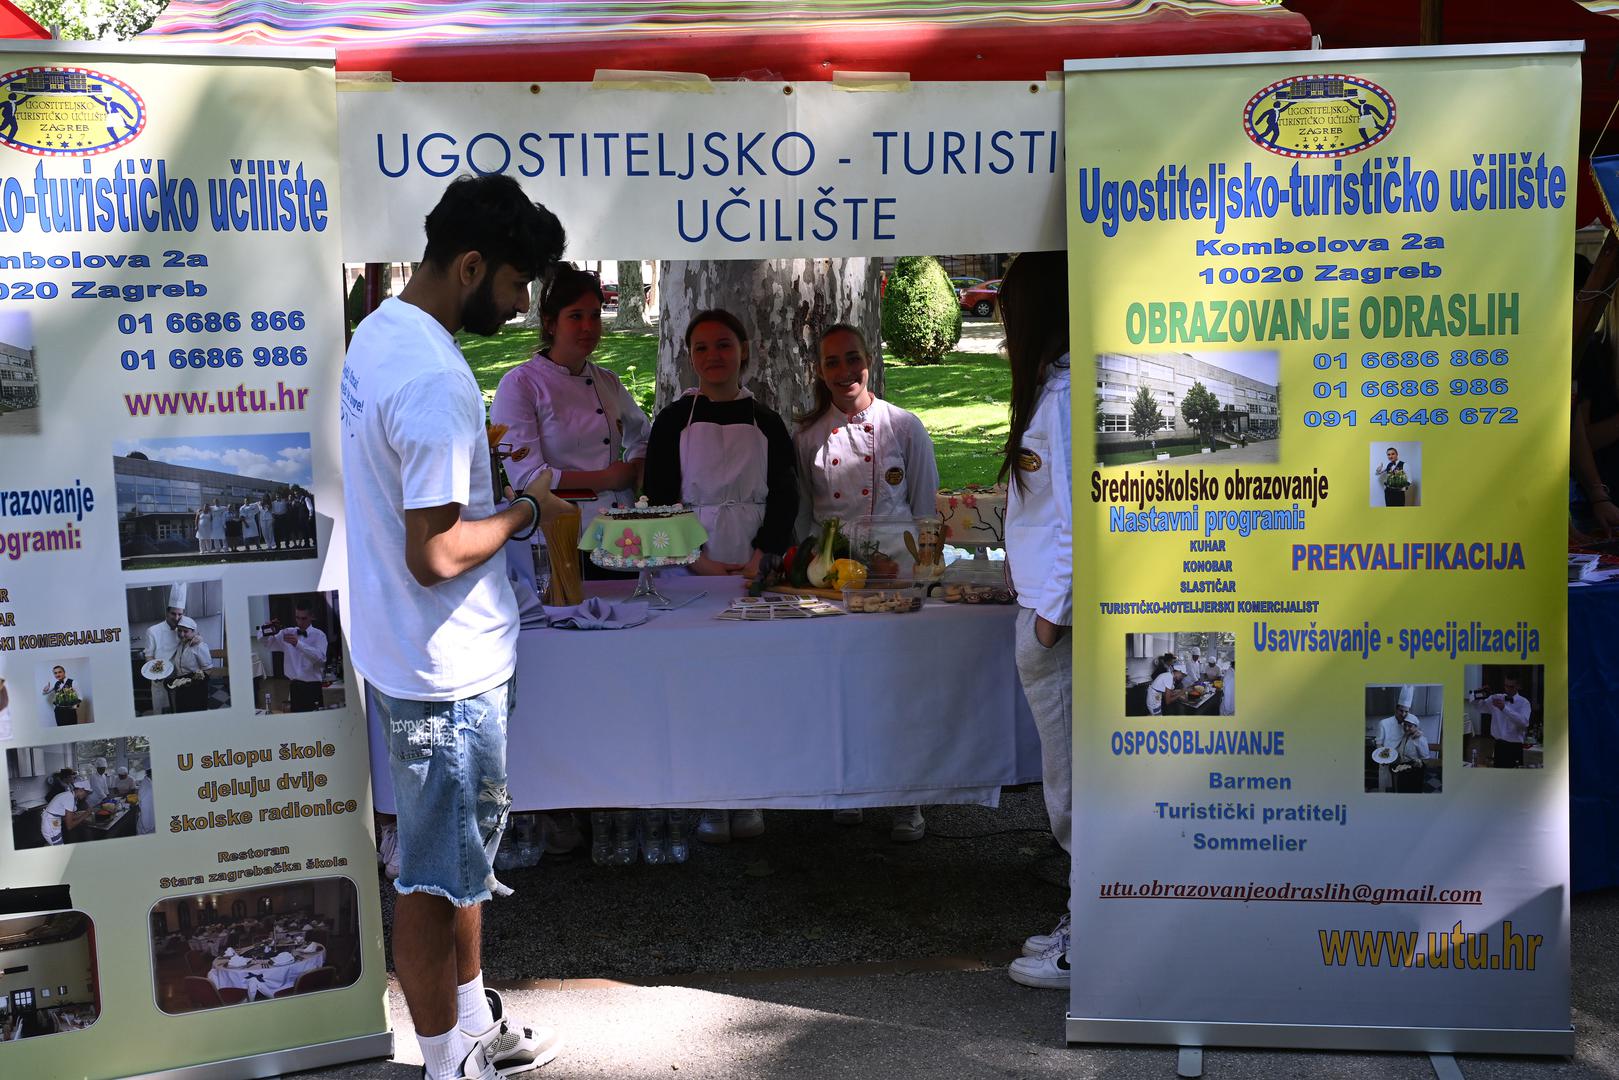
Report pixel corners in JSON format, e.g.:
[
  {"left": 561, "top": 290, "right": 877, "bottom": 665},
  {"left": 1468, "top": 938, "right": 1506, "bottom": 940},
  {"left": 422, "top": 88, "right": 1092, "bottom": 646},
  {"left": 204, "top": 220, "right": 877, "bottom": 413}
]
[
  {"left": 1365, "top": 684, "right": 1443, "bottom": 793},
  {"left": 125, "top": 581, "right": 231, "bottom": 717}
]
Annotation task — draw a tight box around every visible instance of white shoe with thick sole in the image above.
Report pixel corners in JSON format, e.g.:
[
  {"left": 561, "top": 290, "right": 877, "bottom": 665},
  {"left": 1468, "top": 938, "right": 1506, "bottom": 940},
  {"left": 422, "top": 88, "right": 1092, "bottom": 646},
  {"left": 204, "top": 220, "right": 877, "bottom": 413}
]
[
  {"left": 466, "top": 988, "right": 561, "bottom": 1076},
  {"left": 1022, "top": 912, "right": 1070, "bottom": 958},
  {"left": 890, "top": 805, "right": 926, "bottom": 843},
  {"left": 1008, "top": 931, "right": 1071, "bottom": 989}
]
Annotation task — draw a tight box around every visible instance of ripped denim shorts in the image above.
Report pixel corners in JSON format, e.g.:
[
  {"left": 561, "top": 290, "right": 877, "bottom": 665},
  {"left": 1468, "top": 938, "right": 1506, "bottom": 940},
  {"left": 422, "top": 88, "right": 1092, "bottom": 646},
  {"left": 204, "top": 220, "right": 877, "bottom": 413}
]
[{"left": 369, "top": 677, "right": 514, "bottom": 906}]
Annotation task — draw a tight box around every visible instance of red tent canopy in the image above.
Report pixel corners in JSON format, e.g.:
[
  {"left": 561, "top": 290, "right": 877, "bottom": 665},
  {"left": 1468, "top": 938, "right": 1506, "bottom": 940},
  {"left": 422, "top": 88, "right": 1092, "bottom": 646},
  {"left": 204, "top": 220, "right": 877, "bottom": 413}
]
[
  {"left": 0, "top": 1, "right": 49, "bottom": 39},
  {"left": 142, "top": 1, "right": 1311, "bottom": 81}
]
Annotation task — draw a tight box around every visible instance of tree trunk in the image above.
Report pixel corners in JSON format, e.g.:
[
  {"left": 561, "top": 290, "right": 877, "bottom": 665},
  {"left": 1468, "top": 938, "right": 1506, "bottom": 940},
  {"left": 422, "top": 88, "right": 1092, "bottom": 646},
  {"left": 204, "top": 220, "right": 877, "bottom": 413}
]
[
  {"left": 655, "top": 259, "right": 883, "bottom": 421},
  {"left": 612, "top": 260, "right": 649, "bottom": 330}
]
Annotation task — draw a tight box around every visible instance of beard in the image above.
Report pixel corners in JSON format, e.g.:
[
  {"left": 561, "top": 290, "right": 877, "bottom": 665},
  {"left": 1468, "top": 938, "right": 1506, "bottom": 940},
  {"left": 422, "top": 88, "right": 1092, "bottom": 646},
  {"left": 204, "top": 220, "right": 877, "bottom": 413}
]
[{"left": 460, "top": 273, "right": 508, "bottom": 337}]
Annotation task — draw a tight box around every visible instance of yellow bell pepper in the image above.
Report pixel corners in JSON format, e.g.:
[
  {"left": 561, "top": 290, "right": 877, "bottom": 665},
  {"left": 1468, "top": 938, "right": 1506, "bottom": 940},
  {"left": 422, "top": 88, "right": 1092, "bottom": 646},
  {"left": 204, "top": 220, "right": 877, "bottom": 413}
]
[{"left": 830, "top": 559, "right": 867, "bottom": 590}]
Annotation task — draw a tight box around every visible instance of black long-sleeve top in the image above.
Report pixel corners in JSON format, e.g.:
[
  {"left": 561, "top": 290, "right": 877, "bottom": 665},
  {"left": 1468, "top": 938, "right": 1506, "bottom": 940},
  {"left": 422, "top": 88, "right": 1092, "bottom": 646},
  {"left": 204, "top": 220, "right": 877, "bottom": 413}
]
[{"left": 643, "top": 392, "right": 799, "bottom": 555}]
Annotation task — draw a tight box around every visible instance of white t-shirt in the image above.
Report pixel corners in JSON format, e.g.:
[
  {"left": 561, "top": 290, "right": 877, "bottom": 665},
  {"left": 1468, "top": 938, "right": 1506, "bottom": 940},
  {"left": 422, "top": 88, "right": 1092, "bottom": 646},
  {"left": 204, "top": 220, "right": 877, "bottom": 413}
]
[
  {"left": 1146, "top": 671, "right": 1176, "bottom": 716},
  {"left": 340, "top": 298, "right": 518, "bottom": 701},
  {"left": 42, "top": 790, "right": 78, "bottom": 845}
]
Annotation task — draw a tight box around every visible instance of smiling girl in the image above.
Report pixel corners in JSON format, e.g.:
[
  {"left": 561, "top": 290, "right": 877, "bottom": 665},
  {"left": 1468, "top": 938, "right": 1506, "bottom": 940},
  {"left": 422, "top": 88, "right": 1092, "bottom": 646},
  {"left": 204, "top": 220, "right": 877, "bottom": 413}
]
[
  {"left": 491, "top": 264, "right": 651, "bottom": 534},
  {"left": 643, "top": 309, "right": 798, "bottom": 580},
  {"left": 793, "top": 324, "right": 939, "bottom": 538}
]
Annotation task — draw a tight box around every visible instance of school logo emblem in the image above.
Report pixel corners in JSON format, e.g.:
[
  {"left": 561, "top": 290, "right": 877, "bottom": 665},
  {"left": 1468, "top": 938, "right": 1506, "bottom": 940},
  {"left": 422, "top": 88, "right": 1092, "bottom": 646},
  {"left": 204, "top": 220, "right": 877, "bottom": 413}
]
[
  {"left": 884, "top": 467, "right": 904, "bottom": 486},
  {"left": 0, "top": 66, "right": 146, "bottom": 157},
  {"left": 1243, "top": 74, "right": 1395, "bottom": 159},
  {"left": 1017, "top": 449, "right": 1042, "bottom": 473}
]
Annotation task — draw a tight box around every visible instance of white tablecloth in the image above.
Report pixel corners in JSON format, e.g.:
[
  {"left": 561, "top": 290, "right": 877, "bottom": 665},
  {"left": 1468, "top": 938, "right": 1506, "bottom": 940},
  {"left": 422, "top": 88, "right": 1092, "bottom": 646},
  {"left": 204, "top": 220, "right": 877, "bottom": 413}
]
[
  {"left": 369, "top": 578, "right": 1042, "bottom": 811},
  {"left": 209, "top": 945, "right": 325, "bottom": 1000}
]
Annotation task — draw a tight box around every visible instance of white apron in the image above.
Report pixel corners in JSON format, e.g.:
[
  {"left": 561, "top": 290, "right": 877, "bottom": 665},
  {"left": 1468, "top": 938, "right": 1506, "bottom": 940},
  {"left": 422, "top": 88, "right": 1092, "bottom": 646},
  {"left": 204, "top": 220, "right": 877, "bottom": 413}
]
[{"left": 678, "top": 392, "right": 769, "bottom": 565}]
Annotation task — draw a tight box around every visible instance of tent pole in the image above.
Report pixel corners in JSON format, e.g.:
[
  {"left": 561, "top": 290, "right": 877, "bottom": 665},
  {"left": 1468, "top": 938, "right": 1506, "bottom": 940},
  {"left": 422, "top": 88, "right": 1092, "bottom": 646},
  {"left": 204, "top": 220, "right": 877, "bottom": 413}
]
[{"left": 1419, "top": 0, "right": 1443, "bottom": 46}]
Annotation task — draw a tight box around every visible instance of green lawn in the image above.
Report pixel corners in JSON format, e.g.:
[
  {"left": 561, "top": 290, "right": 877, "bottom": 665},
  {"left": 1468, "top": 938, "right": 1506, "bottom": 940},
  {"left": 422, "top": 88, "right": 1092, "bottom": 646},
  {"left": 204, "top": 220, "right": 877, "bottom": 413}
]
[{"left": 458, "top": 327, "right": 1008, "bottom": 488}]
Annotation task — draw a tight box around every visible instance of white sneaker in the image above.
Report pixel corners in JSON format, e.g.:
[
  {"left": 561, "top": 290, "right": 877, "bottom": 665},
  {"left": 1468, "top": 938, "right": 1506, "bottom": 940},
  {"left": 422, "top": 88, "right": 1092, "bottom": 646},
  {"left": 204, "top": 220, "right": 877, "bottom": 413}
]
[
  {"left": 890, "top": 805, "right": 926, "bottom": 843},
  {"left": 452, "top": 1039, "right": 498, "bottom": 1080},
  {"left": 1008, "top": 930, "right": 1071, "bottom": 989},
  {"left": 730, "top": 809, "right": 765, "bottom": 839},
  {"left": 1022, "top": 912, "right": 1070, "bottom": 957},
  {"left": 832, "top": 808, "right": 864, "bottom": 825},
  {"left": 696, "top": 810, "right": 731, "bottom": 844},
  {"left": 466, "top": 988, "right": 561, "bottom": 1076}
]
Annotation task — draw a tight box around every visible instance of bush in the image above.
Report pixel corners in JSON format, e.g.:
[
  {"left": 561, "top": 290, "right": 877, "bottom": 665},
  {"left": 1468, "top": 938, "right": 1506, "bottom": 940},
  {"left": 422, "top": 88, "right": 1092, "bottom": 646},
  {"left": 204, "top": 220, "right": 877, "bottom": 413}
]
[{"left": 881, "top": 256, "right": 962, "bottom": 364}]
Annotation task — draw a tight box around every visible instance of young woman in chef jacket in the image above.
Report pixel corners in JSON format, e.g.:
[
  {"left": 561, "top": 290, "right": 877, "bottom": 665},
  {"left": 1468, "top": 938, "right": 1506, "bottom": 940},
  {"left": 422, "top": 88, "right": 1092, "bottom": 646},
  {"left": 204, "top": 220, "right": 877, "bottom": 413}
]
[
  {"left": 998, "top": 251, "right": 1077, "bottom": 991},
  {"left": 643, "top": 309, "right": 798, "bottom": 580},
  {"left": 794, "top": 323, "right": 938, "bottom": 843},
  {"left": 490, "top": 263, "right": 652, "bottom": 536},
  {"left": 794, "top": 324, "right": 940, "bottom": 537}
]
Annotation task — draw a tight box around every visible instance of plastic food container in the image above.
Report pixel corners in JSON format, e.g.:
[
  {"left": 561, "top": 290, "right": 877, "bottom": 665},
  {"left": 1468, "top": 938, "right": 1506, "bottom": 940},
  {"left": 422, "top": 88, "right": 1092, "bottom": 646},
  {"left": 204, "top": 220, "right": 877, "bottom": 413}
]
[
  {"left": 935, "top": 562, "right": 1016, "bottom": 604},
  {"left": 841, "top": 584, "right": 925, "bottom": 614},
  {"left": 845, "top": 516, "right": 946, "bottom": 583}
]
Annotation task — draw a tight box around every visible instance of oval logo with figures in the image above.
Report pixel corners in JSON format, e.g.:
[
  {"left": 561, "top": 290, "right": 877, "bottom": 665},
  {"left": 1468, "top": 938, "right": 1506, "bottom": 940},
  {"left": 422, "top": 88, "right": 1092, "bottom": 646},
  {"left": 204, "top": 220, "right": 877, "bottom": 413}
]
[
  {"left": 1243, "top": 74, "right": 1395, "bottom": 159},
  {"left": 0, "top": 66, "right": 146, "bottom": 157}
]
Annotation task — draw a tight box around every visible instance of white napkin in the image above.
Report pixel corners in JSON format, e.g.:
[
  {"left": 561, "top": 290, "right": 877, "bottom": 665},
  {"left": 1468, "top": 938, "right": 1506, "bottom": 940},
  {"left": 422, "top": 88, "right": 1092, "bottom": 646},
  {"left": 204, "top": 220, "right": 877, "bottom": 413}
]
[
  {"left": 226, "top": 955, "right": 249, "bottom": 968},
  {"left": 272, "top": 951, "right": 295, "bottom": 966},
  {"left": 301, "top": 942, "right": 320, "bottom": 953},
  {"left": 222, "top": 947, "right": 235, "bottom": 957}
]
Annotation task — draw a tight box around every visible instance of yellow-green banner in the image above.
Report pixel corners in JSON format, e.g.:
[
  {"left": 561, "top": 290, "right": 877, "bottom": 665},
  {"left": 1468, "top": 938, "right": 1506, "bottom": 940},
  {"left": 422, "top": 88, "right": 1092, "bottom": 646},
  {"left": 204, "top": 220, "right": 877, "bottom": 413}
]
[
  {"left": 0, "top": 43, "right": 390, "bottom": 1078},
  {"left": 1065, "top": 43, "right": 1576, "bottom": 1053}
]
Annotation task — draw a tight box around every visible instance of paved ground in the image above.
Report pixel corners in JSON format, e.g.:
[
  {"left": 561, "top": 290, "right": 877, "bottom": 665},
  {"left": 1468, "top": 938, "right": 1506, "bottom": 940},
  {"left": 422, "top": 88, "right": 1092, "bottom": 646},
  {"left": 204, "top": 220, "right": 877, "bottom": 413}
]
[
  {"left": 0, "top": 406, "right": 41, "bottom": 435},
  {"left": 290, "top": 791, "right": 1618, "bottom": 1080}
]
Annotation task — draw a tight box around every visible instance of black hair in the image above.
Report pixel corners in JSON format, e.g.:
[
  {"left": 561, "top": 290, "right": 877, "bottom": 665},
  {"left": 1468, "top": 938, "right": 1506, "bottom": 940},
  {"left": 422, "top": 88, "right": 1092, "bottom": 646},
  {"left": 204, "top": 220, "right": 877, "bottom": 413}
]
[
  {"left": 998, "top": 251, "right": 1070, "bottom": 492},
  {"left": 421, "top": 174, "right": 566, "bottom": 279},
  {"left": 537, "top": 263, "right": 605, "bottom": 348},
  {"left": 684, "top": 309, "right": 751, "bottom": 374},
  {"left": 797, "top": 323, "right": 869, "bottom": 429}
]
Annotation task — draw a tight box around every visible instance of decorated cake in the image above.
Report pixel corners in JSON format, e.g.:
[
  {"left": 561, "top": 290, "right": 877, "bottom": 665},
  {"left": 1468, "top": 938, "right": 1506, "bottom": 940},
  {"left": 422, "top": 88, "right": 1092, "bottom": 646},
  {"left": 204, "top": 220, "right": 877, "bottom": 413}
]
[
  {"left": 936, "top": 484, "right": 1007, "bottom": 546},
  {"left": 579, "top": 497, "right": 709, "bottom": 568}
]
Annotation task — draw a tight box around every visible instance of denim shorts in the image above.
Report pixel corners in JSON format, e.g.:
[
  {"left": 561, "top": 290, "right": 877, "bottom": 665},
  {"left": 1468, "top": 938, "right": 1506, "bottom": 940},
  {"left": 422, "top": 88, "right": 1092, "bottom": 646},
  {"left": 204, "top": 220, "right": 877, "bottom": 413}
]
[{"left": 370, "top": 678, "right": 514, "bottom": 906}]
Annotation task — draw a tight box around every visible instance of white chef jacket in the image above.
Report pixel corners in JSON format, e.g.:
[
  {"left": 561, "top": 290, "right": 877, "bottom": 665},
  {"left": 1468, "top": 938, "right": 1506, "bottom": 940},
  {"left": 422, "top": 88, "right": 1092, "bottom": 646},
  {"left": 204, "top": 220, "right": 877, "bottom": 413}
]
[
  {"left": 267, "top": 626, "right": 328, "bottom": 682},
  {"left": 793, "top": 397, "right": 939, "bottom": 537},
  {"left": 490, "top": 353, "right": 651, "bottom": 525},
  {"left": 1479, "top": 693, "right": 1532, "bottom": 744},
  {"left": 1145, "top": 671, "right": 1176, "bottom": 715},
  {"left": 172, "top": 636, "right": 213, "bottom": 676},
  {"left": 240, "top": 502, "right": 260, "bottom": 538},
  {"left": 41, "top": 790, "right": 78, "bottom": 845},
  {"left": 1376, "top": 715, "right": 1409, "bottom": 753},
  {"left": 1393, "top": 731, "right": 1430, "bottom": 766},
  {"left": 144, "top": 621, "right": 183, "bottom": 663},
  {"left": 87, "top": 770, "right": 110, "bottom": 803},
  {"left": 137, "top": 775, "right": 155, "bottom": 835},
  {"left": 1006, "top": 359, "right": 1072, "bottom": 625}
]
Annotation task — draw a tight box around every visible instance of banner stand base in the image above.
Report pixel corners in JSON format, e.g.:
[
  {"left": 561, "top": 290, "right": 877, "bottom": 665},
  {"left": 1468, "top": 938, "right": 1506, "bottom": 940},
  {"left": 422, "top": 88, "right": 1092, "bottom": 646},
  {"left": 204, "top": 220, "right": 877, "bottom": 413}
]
[
  {"left": 1176, "top": 1046, "right": 1202, "bottom": 1077},
  {"left": 1066, "top": 1018, "right": 1575, "bottom": 1057},
  {"left": 127, "top": 1030, "right": 395, "bottom": 1080}
]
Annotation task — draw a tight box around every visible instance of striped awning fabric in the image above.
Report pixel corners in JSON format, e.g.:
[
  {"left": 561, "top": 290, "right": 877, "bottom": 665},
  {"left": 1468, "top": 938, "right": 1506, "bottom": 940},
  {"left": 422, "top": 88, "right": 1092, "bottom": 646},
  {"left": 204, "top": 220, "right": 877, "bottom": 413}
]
[{"left": 143, "top": 0, "right": 1282, "bottom": 46}]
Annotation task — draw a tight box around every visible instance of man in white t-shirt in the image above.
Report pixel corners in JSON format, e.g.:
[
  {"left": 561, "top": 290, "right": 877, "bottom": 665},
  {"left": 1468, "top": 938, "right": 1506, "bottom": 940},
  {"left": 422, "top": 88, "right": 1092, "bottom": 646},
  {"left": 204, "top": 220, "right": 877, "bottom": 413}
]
[
  {"left": 41, "top": 779, "right": 91, "bottom": 845},
  {"left": 341, "top": 174, "right": 569, "bottom": 1080}
]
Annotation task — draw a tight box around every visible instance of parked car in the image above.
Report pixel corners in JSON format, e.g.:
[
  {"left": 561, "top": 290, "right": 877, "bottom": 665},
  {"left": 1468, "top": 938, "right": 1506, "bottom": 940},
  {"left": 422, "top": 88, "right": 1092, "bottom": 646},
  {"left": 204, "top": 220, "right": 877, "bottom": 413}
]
[
  {"left": 949, "top": 275, "right": 986, "bottom": 298},
  {"left": 959, "top": 279, "right": 1001, "bottom": 317},
  {"left": 601, "top": 281, "right": 653, "bottom": 307}
]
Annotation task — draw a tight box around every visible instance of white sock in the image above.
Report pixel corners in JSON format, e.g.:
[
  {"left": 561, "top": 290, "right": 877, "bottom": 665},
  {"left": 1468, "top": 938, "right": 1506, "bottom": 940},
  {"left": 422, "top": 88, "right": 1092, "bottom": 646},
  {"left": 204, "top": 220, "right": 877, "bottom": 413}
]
[
  {"left": 419, "top": 1025, "right": 469, "bottom": 1080},
  {"left": 457, "top": 974, "right": 495, "bottom": 1035}
]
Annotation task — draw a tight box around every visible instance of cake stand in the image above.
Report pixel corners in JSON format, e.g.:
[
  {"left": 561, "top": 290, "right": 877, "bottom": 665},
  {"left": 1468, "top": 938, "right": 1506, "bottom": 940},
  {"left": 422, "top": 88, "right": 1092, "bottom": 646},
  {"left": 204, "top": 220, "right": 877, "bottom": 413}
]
[{"left": 589, "top": 549, "right": 699, "bottom": 610}]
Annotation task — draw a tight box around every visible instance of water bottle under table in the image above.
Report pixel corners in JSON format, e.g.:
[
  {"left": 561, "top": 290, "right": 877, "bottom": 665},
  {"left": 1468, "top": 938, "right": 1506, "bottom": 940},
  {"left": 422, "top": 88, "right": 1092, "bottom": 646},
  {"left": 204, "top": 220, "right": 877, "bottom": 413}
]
[
  {"left": 641, "top": 810, "right": 667, "bottom": 865},
  {"left": 590, "top": 811, "right": 612, "bottom": 865},
  {"left": 609, "top": 809, "right": 638, "bottom": 866},
  {"left": 666, "top": 810, "right": 690, "bottom": 864}
]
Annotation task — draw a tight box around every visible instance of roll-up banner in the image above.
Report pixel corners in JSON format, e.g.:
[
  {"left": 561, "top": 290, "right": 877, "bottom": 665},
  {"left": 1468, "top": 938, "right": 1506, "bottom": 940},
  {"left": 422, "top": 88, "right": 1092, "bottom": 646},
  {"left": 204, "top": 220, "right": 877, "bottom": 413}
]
[
  {"left": 1064, "top": 43, "right": 1577, "bottom": 1053},
  {"left": 0, "top": 42, "right": 390, "bottom": 1078}
]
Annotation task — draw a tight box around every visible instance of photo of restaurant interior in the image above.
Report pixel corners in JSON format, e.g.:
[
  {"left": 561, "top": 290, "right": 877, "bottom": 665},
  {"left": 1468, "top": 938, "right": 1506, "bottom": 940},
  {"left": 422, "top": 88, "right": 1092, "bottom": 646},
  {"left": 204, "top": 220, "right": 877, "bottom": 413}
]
[
  {"left": 149, "top": 877, "right": 361, "bottom": 1014},
  {"left": 0, "top": 911, "right": 99, "bottom": 1042}
]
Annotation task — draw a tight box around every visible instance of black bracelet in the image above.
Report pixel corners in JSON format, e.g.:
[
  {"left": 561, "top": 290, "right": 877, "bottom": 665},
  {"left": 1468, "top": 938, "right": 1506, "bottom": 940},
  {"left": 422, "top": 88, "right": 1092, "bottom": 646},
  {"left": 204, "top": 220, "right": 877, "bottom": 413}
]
[{"left": 510, "top": 494, "right": 541, "bottom": 541}]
